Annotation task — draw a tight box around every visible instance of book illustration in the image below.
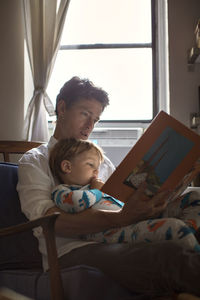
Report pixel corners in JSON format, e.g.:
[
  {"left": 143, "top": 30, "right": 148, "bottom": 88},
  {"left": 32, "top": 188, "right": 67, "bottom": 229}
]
[
  {"left": 123, "top": 126, "right": 194, "bottom": 198},
  {"left": 101, "top": 111, "right": 200, "bottom": 203}
]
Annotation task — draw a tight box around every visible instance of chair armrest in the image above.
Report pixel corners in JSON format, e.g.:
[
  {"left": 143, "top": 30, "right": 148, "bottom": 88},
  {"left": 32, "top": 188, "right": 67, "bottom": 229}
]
[
  {"left": 0, "top": 213, "right": 59, "bottom": 237},
  {"left": 0, "top": 213, "right": 64, "bottom": 300}
]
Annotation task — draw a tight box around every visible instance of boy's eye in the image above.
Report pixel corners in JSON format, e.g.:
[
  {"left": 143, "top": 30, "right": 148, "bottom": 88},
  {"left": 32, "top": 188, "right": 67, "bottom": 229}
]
[{"left": 87, "top": 163, "right": 94, "bottom": 168}]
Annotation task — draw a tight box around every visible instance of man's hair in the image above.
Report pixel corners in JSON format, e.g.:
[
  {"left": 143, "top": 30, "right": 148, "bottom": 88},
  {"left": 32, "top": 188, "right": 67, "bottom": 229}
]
[
  {"left": 49, "top": 138, "right": 104, "bottom": 182},
  {"left": 55, "top": 76, "right": 109, "bottom": 116}
]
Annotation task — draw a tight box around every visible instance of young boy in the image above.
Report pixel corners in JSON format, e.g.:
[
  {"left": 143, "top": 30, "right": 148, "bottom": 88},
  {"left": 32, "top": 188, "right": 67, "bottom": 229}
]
[{"left": 49, "top": 138, "right": 200, "bottom": 249}]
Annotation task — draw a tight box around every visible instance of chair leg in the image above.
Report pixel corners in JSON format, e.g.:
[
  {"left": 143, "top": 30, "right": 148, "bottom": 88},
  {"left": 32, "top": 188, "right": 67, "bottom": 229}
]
[{"left": 42, "top": 215, "right": 65, "bottom": 300}]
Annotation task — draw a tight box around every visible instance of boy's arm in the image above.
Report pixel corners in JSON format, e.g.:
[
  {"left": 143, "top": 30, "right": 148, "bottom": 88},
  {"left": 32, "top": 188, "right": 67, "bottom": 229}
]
[{"left": 52, "top": 185, "right": 103, "bottom": 213}]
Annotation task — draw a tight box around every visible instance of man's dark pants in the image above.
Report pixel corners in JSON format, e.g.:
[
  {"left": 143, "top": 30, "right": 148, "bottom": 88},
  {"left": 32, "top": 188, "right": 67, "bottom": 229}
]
[{"left": 59, "top": 241, "right": 200, "bottom": 297}]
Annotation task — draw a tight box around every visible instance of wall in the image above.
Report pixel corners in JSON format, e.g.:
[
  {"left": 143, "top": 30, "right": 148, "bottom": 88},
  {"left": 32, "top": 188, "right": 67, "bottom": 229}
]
[
  {"left": 0, "top": 0, "right": 24, "bottom": 140},
  {"left": 0, "top": 1, "right": 200, "bottom": 140},
  {"left": 168, "top": 0, "right": 200, "bottom": 127}
]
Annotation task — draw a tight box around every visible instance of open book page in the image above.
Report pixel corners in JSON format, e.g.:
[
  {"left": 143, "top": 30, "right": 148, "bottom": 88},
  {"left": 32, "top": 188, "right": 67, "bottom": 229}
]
[{"left": 101, "top": 111, "right": 200, "bottom": 203}]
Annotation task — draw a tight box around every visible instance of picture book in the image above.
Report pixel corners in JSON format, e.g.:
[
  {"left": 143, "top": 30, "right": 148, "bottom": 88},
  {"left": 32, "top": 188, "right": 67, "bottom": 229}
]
[{"left": 101, "top": 111, "right": 200, "bottom": 203}]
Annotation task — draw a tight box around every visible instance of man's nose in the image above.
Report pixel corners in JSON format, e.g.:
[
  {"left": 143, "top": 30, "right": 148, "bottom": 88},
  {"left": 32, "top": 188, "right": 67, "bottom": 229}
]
[{"left": 86, "top": 117, "right": 94, "bottom": 129}]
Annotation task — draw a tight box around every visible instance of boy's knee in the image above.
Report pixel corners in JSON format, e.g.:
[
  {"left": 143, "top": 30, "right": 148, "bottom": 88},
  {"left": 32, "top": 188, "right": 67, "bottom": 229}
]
[{"left": 166, "top": 218, "right": 187, "bottom": 228}]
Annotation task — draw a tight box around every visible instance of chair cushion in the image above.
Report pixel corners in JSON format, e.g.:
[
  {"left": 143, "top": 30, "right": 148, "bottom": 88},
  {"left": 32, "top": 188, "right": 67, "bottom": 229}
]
[
  {"left": 0, "top": 269, "right": 42, "bottom": 298},
  {"left": 0, "top": 265, "right": 137, "bottom": 300},
  {"left": 37, "top": 265, "right": 138, "bottom": 300},
  {"left": 0, "top": 162, "right": 42, "bottom": 270}
]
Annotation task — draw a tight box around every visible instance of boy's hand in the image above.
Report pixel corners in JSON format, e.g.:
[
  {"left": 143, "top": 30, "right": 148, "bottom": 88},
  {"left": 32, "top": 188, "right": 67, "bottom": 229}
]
[{"left": 90, "top": 178, "right": 105, "bottom": 190}]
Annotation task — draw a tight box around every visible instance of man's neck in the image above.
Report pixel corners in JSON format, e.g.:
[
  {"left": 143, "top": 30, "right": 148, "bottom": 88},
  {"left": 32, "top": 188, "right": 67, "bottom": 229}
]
[{"left": 53, "top": 125, "right": 62, "bottom": 140}]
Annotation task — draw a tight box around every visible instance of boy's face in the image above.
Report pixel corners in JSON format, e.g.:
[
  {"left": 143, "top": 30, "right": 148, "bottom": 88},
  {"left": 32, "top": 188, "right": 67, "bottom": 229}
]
[
  {"left": 57, "top": 98, "right": 103, "bottom": 140},
  {"left": 62, "top": 148, "right": 101, "bottom": 186}
]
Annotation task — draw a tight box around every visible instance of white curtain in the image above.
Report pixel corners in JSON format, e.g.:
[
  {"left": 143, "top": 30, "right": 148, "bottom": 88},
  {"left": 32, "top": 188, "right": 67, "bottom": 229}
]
[{"left": 23, "top": 0, "right": 70, "bottom": 141}]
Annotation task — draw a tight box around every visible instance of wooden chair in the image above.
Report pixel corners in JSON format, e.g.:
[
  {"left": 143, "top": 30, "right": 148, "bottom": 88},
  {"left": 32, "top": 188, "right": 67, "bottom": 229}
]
[
  {"left": 0, "top": 162, "right": 64, "bottom": 300},
  {"left": 0, "top": 213, "right": 64, "bottom": 300},
  {"left": 0, "top": 141, "right": 64, "bottom": 299},
  {"left": 0, "top": 141, "right": 43, "bottom": 162}
]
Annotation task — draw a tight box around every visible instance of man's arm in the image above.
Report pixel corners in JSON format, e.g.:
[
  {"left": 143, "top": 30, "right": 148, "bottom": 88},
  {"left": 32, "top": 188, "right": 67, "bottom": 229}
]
[
  {"left": 45, "top": 205, "right": 122, "bottom": 237},
  {"left": 46, "top": 184, "right": 169, "bottom": 237}
]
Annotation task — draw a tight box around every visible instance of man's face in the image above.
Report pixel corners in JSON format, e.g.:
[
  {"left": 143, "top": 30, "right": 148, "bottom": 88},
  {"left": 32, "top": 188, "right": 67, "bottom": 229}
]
[{"left": 59, "top": 98, "right": 103, "bottom": 140}]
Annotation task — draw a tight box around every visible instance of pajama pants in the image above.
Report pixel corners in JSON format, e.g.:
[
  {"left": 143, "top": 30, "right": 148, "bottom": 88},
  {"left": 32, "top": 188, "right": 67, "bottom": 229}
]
[
  {"left": 84, "top": 188, "right": 200, "bottom": 252},
  {"left": 54, "top": 183, "right": 200, "bottom": 251}
]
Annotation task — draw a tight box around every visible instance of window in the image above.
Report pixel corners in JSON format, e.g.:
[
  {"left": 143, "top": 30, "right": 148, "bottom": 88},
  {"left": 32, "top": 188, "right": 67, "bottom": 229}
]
[{"left": 47, "top": 0, "right": 159, "bottom": 123}]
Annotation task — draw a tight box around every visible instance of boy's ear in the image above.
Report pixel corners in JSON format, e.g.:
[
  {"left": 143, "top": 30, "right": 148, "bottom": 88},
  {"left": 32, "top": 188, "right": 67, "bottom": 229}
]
[{"left": 61, "top": 160, "right": 71, "bottom": 173}]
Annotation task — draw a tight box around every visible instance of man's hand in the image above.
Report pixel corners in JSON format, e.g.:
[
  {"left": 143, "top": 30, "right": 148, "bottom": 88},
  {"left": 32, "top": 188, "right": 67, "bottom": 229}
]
[
  {"left": 90, "top": 178, "right": 105, "bottom": 190},
  {"left": 119, "top": 183, "right": 170, "bottom": 226}
]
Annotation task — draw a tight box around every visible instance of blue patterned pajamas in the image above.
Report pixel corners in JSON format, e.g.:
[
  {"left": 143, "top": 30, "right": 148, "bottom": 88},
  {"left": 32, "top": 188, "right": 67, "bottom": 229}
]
[{"left": 52, "top": 184, "right": 200, "bottom": 251}]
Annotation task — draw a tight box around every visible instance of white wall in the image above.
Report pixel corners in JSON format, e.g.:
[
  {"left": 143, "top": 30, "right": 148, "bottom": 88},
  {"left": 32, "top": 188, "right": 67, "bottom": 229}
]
[
  {"left": 0, "top": 0, "right": 24, "bottom": 140},
  {"left": 0, "top": 0, "right": 200, "bottom": 140},
  {"left": 168, "top": 0, "right": 200, "bottom": 127}
]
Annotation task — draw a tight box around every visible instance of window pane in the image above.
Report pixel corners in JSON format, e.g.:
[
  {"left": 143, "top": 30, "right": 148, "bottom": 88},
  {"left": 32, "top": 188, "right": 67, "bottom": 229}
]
[
  {"left": 47, "top": 48, "right": 153, "bottom": 120},
  {"left": 61, "top": 0, "right": 152, "bottom": 44}
]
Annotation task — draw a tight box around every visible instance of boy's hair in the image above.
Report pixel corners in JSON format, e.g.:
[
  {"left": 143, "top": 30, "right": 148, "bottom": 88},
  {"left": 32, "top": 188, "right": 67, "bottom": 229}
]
[
  {"left": 55, "top": 76, "right": 109, "bottom": 116},
  {"left": 49, "top": 138, "right": 104, "bottom": 182}
]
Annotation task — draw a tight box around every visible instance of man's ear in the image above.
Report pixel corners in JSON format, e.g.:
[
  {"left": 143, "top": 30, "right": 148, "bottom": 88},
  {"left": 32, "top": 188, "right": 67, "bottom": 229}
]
[
  {"left": 61, "top": 160, "right": 71, "bottom": 173},
  {"left": 57, "top": 99, "right": 66, "bottom": 117}
]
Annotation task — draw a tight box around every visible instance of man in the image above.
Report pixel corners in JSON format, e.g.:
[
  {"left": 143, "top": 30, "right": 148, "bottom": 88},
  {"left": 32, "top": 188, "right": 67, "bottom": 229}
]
[{"left": 17, "top": 76, "right": 200, "bottom": 297}]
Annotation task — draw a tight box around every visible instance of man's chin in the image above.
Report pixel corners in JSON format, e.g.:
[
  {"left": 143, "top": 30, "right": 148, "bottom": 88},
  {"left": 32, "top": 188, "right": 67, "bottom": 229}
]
[{"left": 79, "top": 133, "right": 89, "bottom": 140}]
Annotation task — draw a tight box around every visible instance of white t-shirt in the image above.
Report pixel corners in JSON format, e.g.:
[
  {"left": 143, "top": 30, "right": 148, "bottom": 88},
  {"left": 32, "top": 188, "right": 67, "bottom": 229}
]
[{"left": 17, "top": 136, "right": 115, "bottom": 270}]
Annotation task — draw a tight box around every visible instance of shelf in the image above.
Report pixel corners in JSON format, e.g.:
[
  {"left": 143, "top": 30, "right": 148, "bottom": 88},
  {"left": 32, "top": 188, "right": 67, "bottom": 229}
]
[{"left": 188, "top": 47, "right": 200, "bottom": 64}]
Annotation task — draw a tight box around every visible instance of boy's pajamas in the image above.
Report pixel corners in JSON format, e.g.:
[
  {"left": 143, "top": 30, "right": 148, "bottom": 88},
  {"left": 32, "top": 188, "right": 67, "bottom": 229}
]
[{"left": 52, "top": 184, "right": 200, "bottom": 251}]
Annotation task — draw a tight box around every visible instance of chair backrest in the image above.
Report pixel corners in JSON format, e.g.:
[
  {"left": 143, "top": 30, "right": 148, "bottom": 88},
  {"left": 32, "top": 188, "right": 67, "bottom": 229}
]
[
  {"left": 0, "top": 163, "right": 42, "bottom": 270},
  {"left": 0, "top": 141, "right": 43, "bottom": 162}
]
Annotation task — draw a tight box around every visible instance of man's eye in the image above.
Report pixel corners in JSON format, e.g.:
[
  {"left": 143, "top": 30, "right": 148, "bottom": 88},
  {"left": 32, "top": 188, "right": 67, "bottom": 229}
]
[{"left": 81, "top": 111, "right": 89, "bottom": 117}]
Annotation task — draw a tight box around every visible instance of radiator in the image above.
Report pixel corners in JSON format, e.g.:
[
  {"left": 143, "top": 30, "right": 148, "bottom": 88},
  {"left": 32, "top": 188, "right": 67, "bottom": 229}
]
[{"left": 89, "top": 127, "right": 143, "bottom": 167}]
